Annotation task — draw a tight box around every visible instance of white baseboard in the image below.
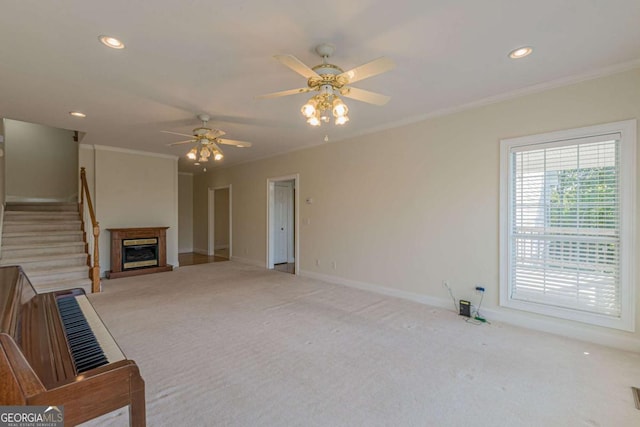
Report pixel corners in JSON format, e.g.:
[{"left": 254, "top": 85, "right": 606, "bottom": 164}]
[
  {"left": 298, "top": 269, "right": 640, "bottom": 352},
  {"left": 214, "top": 244, "right": 229, "bottom": 250},
  {"left": 193, "top": 248, "right": 208, "bottom": 255}
]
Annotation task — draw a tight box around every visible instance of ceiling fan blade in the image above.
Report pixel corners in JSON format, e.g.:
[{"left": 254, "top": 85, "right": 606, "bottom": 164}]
[
  {"left": 256, "top": 87, "right": 314, "bottom": 99},
  {"left": 205, "top": 129, "right": 226, "bottom": 138},
  {"left": 337, "top": 57, "right": 395, "bottom": 84},
  {"left": 217, "top": 138, "right": 252, "bottom": 148},
  {"left": 166, "top": 139, "right": 196, "bottom": 146},
  {"left": 340, "top": 86, "right": 391, "bottom": 106},
  {"left": 207, "top": 140, "right": 223, "bottom": 154},
  {"left": 274, "top": 54, "right": 319, "bottom": 79},
  {"left": 161, "top": 130, "right": 195, "bottom": 138}
]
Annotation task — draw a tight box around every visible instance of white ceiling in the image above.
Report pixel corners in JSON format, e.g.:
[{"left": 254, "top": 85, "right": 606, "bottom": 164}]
[{"left": 1, "top": 0, "right": 639, "bottom": 173}]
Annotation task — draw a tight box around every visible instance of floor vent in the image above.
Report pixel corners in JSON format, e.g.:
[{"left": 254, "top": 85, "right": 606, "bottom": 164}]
[{"left": 632, "top": 387, "right": 640, "bottom": 410}]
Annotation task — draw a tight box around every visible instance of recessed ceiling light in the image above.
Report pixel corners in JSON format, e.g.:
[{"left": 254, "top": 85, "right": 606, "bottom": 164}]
[
  {"left": 98, "top": 35, "right": 125, "bottom": 49},
  {"left": 69, "top": 111, "right": 86, "bottom": 118},
  {"left": 509, "top": 46, "right": 533, "bottom": 59}
]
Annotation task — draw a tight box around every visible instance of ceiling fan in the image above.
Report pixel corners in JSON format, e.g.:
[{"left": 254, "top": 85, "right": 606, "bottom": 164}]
[
  {"left": 162, "top": 114, "right": 252, "bottom": 162},
  {"left": 257, "top": 44, "right": 395, "bottom": 126}
]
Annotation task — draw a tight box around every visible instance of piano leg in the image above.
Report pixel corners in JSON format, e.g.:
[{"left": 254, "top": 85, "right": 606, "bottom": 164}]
[{"left": 129, "top": 370, "right": 146, "bottom": 427}]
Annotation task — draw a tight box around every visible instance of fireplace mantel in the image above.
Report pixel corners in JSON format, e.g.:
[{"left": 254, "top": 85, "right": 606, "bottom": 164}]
[{"left": 106, "top": 227, "right": 173, "bottom": 279}]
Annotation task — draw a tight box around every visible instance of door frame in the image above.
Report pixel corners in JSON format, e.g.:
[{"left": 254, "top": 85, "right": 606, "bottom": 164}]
[
  {"left": 266, "top": 174, "right": 299, "bottom": 273},
  {"left": 208, "top": 185, "right": 232, "bottom": 257}
]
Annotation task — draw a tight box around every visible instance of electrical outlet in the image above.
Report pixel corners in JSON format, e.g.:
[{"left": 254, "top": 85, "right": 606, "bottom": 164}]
[
  {"left": 331, "top": 261, "right": 337, "bottom": 270},
  {"left": 475, "top": 285, "right": 485, "bottom": 294},
  {"left": 315, "top": 259, "right": 320, "bottom": 267},
  {"left": 442, "top": 280, "right": 449, "bottom": 288}
]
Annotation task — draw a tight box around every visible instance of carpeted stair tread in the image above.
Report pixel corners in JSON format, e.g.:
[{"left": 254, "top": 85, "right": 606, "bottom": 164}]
[
  {"left": 1, "top": 201, "right": 94, "bottom": 294},
  {"left": 4, "top": 210, "right": 80, "bottom": 216},
  {"left": 2, "top": 241, "right": 86, "bottom": 250},
  {"left": 26, "top": 265, "right": 90, "bottom": 276},
  {"left": 0, "top": 253, "right": 88, "bottom": 267},
  {"left": 26, "top": 266, "right": 91, "bottom": 284},
  {"left": 1, "top": 230, "right": 84, "bottom": 237},
  {"left": 32, "top": 278, "right": 92, "bottom": 294},
  {"left": 3, "top": 222, "right": 82, "bottom": 232},
  {"left": 5, "top": 202, "right": 78, "bottom": 212},
  {"left": 4, "top": 215, "right": 81, "bottom": 222}
]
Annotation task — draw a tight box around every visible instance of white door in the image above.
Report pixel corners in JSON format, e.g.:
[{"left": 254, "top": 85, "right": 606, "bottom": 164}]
[{"left": 273, "top": 182, "right": 292, "bottom": 264}]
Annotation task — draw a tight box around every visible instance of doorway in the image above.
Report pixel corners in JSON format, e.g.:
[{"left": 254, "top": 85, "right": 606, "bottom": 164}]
[
  {"left": 208, "top": 186, "right": 231, "bottom": 259},
  {"left": 267, "top": 174, "right": 299, "bottom": 274}
]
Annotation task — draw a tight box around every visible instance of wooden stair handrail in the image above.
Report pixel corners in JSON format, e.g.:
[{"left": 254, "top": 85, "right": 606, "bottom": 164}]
[{"left": 80, "top": 167, "right": 100, "bottom": 293}]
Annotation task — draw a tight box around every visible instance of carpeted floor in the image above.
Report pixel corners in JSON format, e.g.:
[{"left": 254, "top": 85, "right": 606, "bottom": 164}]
[{"left": 81, "top": 262, "right": 640, "bottom": 426}]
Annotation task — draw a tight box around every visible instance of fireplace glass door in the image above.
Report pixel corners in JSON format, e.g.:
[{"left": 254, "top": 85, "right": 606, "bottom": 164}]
[{"left": 122, "top": 238, "right": 159, "bottom": 270}]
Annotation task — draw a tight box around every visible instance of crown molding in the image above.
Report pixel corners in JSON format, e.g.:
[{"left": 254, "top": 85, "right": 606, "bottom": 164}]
[
  {"left": 341, "top": 59, "right": 640, "bottom": 141},
  {"left": 213, "top": 61, "right": 640, "bottom": 172},
  {"left": 80, "top": 143, "right": 178, "bottom": 160}
]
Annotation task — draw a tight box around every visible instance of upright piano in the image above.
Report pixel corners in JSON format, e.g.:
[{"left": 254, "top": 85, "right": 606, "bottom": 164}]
[{"left": 0, "top": 265, "right": 145, "bottom": 426}]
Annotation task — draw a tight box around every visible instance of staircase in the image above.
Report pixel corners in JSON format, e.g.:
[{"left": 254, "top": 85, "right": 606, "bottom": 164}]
[{"left": 0, "top": 202, "right": 92, "bottom": 293}]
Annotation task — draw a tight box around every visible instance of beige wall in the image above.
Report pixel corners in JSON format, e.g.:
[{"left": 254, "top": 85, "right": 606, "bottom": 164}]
[
  {"left": 193, "top": 175, "right": 209, "bottom": 254},
  {"left": 0, "top": 119, "right": 5, "bottom": 204},
  {"left": 80, "top": 145, "right": 179, "bottom": 275},
  {"left": 194, "top": 68, "right": 640, "bottom": 350},
  {"left": 4, "top": 119, "right": 78, "bottom": 201},
  {"left": 214, "top": 188, "right": 230, "bottom": 250},
  {"left": 178, "top": 173, "right": 194, "bottom": 253}
]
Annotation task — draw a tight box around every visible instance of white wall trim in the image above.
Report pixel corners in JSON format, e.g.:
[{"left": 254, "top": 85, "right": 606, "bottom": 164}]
[
  {"left": 298, "top": 269, "right": 640, "bottom": 352},
  {"left": 85, "top": 144, "right": 179, "bottom": 160},
  {"left": 178, "top": 172, "right": 193, "bottom": 176},
  {"left": 208, "top": 185, "right": 232, "bottom": 257},
  {"left": 193, "top": 247, "right": 209, "bottom": 255}
]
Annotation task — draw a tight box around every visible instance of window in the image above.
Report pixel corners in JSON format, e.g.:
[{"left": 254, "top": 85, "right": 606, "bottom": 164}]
[{"left": 500, "top": 120, "right": 636, "bottom": 330}]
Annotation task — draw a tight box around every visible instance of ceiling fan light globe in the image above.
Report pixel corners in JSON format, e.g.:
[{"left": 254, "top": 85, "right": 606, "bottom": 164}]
[
  {"left": 214, "top": 152, "right": 223, "bottom": 161},
  {"left": 301, "top": 98, "right": 318, "bottom": 118},
  {"left": 332, "top": 98, "right": 348, "bottom": 117},
  {"left": 335, "top": 115, "right": 349, "bottom": 125},
  {"left": 307, "top": 116, "right": 321, "bottom": 126},
  {"left": 198, "top": 156, "right": 209, "bottom": 162},
  {"left": 187, "top": 148, "right": 198, "bottom": 160},
  {"left": 301, "top": 103, "right": 316, "bottom": 118}
]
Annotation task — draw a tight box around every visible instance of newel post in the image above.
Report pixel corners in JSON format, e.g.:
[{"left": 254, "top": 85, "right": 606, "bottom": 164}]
[{"left": 91, "top": 223, "right": 101, "bottom": 293}]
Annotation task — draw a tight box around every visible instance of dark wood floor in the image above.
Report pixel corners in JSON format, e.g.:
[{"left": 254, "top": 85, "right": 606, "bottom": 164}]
[
  {"left": 274, "top": 262, "right": 295, "bottom": 274},
  {"left": 179, "top": 252, "right": 229, "bottom": 266},
  {"left": 179, "top": 251, "right": 294, "bottom": 274}
]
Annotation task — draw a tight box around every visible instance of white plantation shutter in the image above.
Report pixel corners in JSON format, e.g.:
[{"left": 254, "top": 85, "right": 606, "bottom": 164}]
[
  {"left": 511, "top": 135, "right": 620, "bottom": 315},
  {"left": 500, "top": 121, "right": 636, "bottom": 331}
]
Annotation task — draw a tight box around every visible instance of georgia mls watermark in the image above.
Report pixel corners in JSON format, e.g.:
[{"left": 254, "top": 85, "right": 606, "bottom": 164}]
[{"left": 0, "top": 406, "right": 63, "bottom": 427}]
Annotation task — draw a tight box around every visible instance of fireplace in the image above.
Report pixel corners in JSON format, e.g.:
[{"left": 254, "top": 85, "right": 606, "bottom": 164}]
[
  {"left": 122, "top": 238, "right": 159, "bottom": 270},
  {"left": 107, "top": 227, "right": 173, "bottom": 279}
]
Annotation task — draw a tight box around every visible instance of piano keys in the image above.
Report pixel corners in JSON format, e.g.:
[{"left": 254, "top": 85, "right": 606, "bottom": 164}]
[{"left": 0, "top": 265, "right": 145, "bottom": 426}]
